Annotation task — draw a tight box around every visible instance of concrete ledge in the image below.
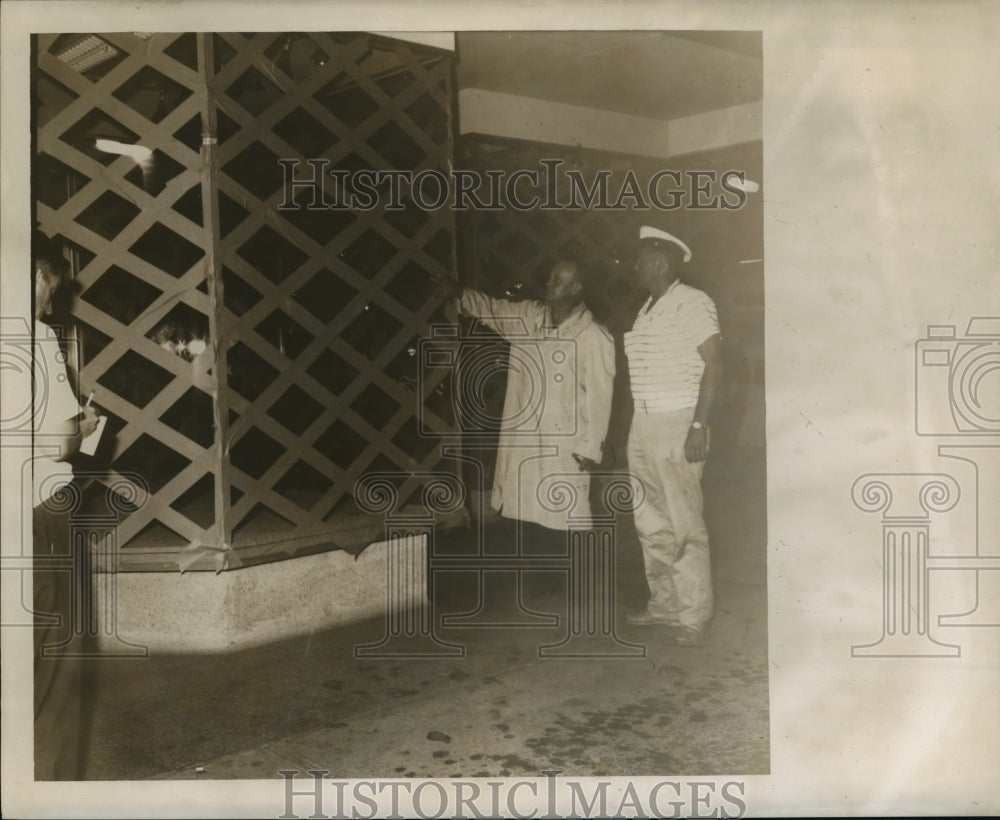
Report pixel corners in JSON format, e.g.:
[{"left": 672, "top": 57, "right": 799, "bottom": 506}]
[{"left": 95, "top": 538, "right": 427, "bottom": 654}]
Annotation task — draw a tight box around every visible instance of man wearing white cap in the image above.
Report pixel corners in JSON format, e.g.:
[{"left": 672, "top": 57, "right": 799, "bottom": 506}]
[{"left": 624, "top": 226, "right": 724, "bottom": 645}]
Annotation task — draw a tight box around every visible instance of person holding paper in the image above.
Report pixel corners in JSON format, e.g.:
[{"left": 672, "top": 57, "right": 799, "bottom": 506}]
[{"left": 32, "top": 231, "right": 100, "bottom": 779}]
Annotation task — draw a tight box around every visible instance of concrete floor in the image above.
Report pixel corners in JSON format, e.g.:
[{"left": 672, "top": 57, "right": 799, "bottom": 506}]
[{"left": 81, "top": 448, "right": 768, "bottom": 780}]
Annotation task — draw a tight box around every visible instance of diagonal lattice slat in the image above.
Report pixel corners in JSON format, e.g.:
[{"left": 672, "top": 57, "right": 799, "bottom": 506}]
[
  {"left": 36, "top": 33, "right": 219, "bottom": 554},
  {"left": 212, "top": 33, "right": 456, "bottom": 535},
  {"left": 35, "top": 32, "right": 458, "bottom": 563}
]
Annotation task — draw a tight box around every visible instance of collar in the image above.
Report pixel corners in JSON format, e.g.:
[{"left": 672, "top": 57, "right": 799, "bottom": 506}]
[
  {"left": 640, "top": 278, "right": 682, "bottom": 316},
  {"left": 545, "top": 300, "right": 588, "bottom": 331}
]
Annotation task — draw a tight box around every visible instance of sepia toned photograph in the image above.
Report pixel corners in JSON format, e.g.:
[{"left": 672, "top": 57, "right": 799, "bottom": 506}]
[
  {"left": 2, "top": 1, "right": 998, "bottom": 818},
  {"left": 24, "top": 26, "right": 765, "bottom": 790}
]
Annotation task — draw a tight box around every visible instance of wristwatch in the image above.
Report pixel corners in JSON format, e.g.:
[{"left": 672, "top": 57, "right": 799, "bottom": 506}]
[{"left": 690, "top": 421, "right": 706, "bottom": 430}]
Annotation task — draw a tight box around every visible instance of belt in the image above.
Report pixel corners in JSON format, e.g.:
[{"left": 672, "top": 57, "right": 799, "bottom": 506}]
[
  {"left": 633, "top": 398, "right": 666, "bottom": 413},
  {"left": 633, "top": 399, "right": 694, "bottom": 415}
]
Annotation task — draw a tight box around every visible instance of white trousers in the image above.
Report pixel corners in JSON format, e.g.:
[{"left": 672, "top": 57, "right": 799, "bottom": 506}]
[{"left": 627, "top": 408, "right": 713, "bottom": 627}]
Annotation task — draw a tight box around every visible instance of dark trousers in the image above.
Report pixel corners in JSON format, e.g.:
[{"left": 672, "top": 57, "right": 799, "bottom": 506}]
[
  {"left": 33, "top": 503, "right": 85, "bottom": 780},
  {"left": 518, "top": 519, "right": 570, "bottom": 556},
  {"left": 487, "top": 516, "right": 570, "bottom": 556}
]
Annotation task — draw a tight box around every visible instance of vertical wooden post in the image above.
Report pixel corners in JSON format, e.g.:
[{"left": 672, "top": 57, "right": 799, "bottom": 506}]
[{"left": 197, "top": 33, "right": 232, "bottom": 550}]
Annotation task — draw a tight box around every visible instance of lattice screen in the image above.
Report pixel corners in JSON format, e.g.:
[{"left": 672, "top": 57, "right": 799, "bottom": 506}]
[
  {"left": 34, "top": 32, "right": 456, "bottom": 568},
  {"left": 456, "top": 137, "right": 676, "bottom": 333}
]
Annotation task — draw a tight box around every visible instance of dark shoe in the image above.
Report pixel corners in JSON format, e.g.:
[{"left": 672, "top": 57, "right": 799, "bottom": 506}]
[
  {"left": 674, "top": 624, "right": 706, "bottom": 645},
  {"left": 626, "top": 610, "right": 681, "bottom": 627}
]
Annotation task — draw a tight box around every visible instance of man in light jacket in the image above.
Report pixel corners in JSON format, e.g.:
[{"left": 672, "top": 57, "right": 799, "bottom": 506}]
[{"left": 433, "top": 257, "right": 616, "bottom": 546}]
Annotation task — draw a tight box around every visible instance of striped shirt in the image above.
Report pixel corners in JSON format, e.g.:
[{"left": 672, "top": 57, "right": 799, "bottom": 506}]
[{"left": 624, "top": 281, "right": 720, "bottom": 411}]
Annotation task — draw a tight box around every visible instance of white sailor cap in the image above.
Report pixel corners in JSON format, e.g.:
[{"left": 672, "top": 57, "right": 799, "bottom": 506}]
[{"left": 638, "top": 225, "right": 692, "bottom": 262}]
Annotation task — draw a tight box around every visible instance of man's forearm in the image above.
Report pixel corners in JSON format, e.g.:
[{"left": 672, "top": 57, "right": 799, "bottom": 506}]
[
  {"left": 54, "top": 418, "right": 83, "bottom": 462},
  {"left": 454, "top": 286, "right": 472, "bottom": 315},
  {"left": 692, "top": 360, "right": 723, "bottom": 427}
]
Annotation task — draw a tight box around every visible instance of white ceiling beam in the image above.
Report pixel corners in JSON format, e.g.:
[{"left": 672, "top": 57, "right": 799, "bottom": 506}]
[
  {"left": 370, "top": 32, "right": 455, "bottom": 51},
  {"left": 458, "top": 87, "right": 760, "bottom": 160},
  {"left": 667, "top": 100, "right": 761, "bottom": 157}
]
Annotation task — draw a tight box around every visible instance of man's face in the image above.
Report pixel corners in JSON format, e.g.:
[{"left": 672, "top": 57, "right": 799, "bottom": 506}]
[
  {"left": 34, "top": 264, "right": 57, "bottom": 319},
  {"left": 544, "top": 261, "right": 581, "bottom": 304},
  {"left": 633, "top": 246, "right": 667, "bottom": 289}
]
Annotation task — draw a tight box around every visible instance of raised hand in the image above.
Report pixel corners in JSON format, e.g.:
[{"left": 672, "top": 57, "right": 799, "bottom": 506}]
[
  {"left": 79, "top": 404, "right": 100, "bottom": 438},
  {"left": 428, "top": 269, "right": 462, "bottom": 299}
]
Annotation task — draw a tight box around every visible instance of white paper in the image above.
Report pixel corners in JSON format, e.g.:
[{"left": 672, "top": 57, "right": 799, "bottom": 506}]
[{"left": 78, "top": 415, "right": 107, "bottom": 457}]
